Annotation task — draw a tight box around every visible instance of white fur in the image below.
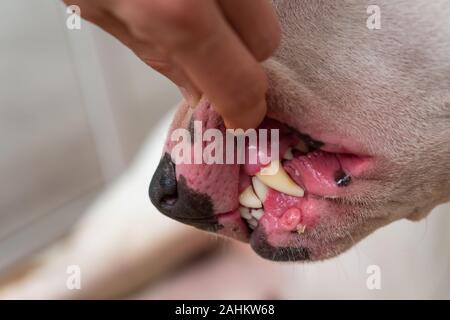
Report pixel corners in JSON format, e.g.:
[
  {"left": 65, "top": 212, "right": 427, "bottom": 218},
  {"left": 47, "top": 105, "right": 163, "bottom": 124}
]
[{"left": 1, "top": 109, "right": 449, "bottom": 299}]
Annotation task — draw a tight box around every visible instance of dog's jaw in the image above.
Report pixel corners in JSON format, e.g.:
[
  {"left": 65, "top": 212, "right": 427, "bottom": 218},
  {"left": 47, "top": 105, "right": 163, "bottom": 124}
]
[
  {"left": 150, "top": 100, "right": 383, "bottom": 261},
  {"left": 150, "top": 0, "right": 450, "bottom": 261}
]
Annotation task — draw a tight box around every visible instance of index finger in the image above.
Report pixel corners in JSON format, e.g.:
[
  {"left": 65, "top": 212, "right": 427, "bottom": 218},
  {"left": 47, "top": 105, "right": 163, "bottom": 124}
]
[
  {"left": 120, "top": 0, "right": 270, "bottom": 129},
  {"left": 173, "top": 9, "right": 269, "bottom": 130}
]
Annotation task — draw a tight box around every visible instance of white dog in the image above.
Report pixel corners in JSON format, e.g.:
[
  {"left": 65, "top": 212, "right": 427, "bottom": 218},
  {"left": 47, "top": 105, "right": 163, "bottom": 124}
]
[
  {"left": 1, "top": 108, "right": 449, "bottom": 299},
  {"left": 2, "top": 0, "right": 450, "bottom": 299}
]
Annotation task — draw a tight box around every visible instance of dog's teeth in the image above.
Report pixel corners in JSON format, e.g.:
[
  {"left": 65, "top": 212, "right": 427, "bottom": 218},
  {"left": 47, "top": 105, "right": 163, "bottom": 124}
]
[
  {"left": 251, "top": 176, "right": 269, "bottom": 203},
  {"left": 239, "top": 206, "right": 252, "bottom": 220},
  {"left": 283, "top": 148, "right": 294, "bottom": 160},
  {"left": 239, "top": 186, "right": 262, "bottom": 208},
  {"left": 294, "top": 140, "right": 309, "bottom": 153},
  {"left": 296, "top": 224, "right": 306, "bottom": 234},
  {"left": 256, "top": 161, "right": 304, "bottom": 197},
  {"left": 248, "top": 218, "right": 258, "bottom": 227},
  {"left": 251, "top": 208, "right": 264, "bottom": 220}
]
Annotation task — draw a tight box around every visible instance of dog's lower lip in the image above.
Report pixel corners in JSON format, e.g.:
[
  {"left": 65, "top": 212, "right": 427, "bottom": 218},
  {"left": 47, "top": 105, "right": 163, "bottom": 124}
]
[{"left": 171, "top": 215, "right": 217, "bottom": 225}]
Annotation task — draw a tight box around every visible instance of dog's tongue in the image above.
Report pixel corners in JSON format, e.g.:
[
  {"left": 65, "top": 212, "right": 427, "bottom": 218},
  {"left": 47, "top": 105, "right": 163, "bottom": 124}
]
[{"left": 284, "top": 151, "right": 344, "bottom": 196}]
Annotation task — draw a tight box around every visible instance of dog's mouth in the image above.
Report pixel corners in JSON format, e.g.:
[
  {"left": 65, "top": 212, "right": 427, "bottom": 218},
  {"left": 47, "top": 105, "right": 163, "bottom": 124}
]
[
  {"left": 150, "top": 106, "right": 373, "bottom": 261},
  {"left": 210, "top": 118, "right": 371, "bottom": 256}
]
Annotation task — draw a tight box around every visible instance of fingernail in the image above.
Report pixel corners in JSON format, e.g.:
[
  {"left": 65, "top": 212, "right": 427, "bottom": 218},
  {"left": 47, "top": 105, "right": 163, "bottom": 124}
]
[{"left": 224, "top": 99, "right": 267, "bottom": 130}]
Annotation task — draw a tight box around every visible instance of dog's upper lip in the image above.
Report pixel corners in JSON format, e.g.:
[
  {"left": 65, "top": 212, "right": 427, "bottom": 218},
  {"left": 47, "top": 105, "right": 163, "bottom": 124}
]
[
  {"left": 172, "top": 209, "right": 241, "bottom": 226},
  {"left": 170, "top": 215, "right": 224, "bottom": 233},
  {"left": 319, "top": 143, "right": 353, "bottom": 154},
  {"left": 171, "top": 215, "right": 216, "bottom": 223}
]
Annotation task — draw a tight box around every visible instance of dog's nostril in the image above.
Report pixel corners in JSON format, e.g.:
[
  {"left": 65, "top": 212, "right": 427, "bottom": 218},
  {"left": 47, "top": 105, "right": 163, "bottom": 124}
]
[
  {"left": 149, "top": 152, "right": 215, "bottom": 228},
  {"left": 159, "top": 170, "right": 178, "bottom": 207},
  {"left": 149, "top": 153, "right": 178, "bottom": 211},
  {"left": 160, "top": 194, "right": 177, "bottom": 209}
]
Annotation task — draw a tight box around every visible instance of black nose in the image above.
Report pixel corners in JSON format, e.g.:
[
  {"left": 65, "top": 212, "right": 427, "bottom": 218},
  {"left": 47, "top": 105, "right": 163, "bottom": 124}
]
[
  {"left": 149, "top": 153, "right": 219, "bottom": 230},
  {"left": 149, "top": 153, "right": 178, "bottom": 211}
]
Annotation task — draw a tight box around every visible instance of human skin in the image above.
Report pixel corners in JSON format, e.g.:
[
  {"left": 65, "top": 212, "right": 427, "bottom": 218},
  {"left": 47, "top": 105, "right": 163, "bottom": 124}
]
[{"left": 63, "top": 0, "right": 281, "bottom": 129}]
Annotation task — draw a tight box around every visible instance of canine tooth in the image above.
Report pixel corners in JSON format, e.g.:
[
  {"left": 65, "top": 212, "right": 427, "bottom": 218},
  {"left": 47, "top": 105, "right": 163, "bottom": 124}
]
[
  {"left": 256, "top": 161, "right": 304, "bottom": 197},
  {"left": 239, "top": 207, "right": 252, "bottom": 220},
  {"left": 239, "top": 186, "right": 262, "bottom": 208},
  {"left": 248, "top": 218, "right": 258, "bottom": 227},
  {"left": 251, "top": 176, "right": 269, "bottom": 203},
  {"left": 251, "top": 208, "right": 264, "bottom": 220},
  {"left": 283, "top": 148, "right": 294, "bottom": 160},
  {"left": 297, "top": 224, "right": 306, "bottom": 234},
  {"left": 294, "top": 140, "right": 309, "bottom": 153}
]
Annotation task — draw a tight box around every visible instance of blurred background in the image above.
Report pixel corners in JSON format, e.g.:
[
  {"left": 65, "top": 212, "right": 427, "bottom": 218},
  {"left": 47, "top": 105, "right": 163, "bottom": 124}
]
[
  {"left": 0, "top": 0, "right": 180, "bottom": 272},
  {"left": 0, "top": 0, "right": 449, "bottom": 300}
]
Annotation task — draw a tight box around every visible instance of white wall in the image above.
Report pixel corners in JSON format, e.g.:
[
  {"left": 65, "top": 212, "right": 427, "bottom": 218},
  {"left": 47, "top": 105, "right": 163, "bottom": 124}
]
[{"left": 0, "top": 0, "right": 180, "bottom": 272}]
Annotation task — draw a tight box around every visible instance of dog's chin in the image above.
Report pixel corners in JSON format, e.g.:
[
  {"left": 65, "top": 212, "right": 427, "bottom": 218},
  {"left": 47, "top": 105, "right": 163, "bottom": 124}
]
[
  {"left": 249, "top": 229, "right": 356, "bottom": 262},
  {"left": 213, "top": 205, "right": 370, "bottom": 262},
  {"left": 150, "top": 111, "right": 375, "bottom": 262}
]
